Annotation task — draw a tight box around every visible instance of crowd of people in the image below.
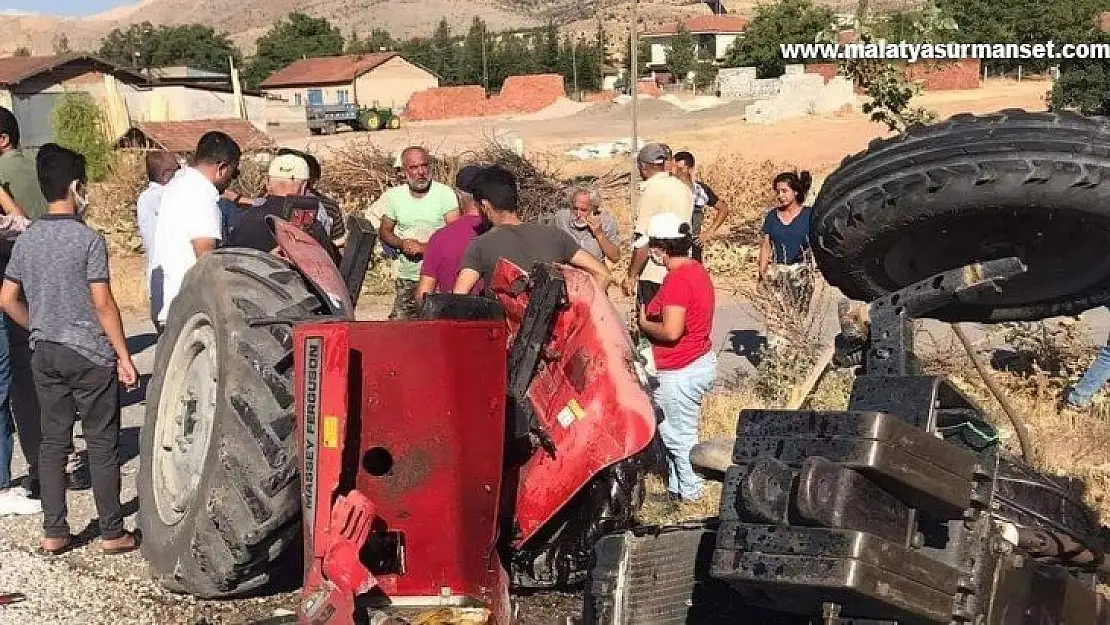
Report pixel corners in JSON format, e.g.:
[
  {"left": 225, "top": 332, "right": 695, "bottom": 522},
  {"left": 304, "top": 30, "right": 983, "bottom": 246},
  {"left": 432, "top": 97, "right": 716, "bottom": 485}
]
[{"left": 4, "top": 109, "right": 1107, "bottom": 553}]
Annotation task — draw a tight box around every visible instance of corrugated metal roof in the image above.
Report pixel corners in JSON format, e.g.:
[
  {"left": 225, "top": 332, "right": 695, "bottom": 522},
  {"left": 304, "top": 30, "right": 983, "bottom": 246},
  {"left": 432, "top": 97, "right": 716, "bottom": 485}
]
[{"left": 260, "top": 53, "right": 402, "bottom": 88}]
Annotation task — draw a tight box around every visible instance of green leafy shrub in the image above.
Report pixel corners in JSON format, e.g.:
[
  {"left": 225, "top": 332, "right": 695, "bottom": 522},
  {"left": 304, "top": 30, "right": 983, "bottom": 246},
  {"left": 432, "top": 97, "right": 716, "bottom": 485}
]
[{"left": 51, "top": 92, "right": 115, "bottom": 182}]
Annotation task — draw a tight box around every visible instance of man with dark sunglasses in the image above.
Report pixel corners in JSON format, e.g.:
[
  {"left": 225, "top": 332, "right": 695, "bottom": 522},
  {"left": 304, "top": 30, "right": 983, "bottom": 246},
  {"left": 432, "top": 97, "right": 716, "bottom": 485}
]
[{"left": 148, "top": 131, "right": 241, "bottom": 332}]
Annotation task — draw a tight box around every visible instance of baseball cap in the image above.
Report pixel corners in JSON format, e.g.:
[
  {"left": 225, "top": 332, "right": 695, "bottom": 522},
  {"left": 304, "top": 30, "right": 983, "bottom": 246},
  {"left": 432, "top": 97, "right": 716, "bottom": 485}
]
[
  {"left": 634, "top": 212, "right": 688, "bottom": 248},
  {"left": 455, "top": 165, "right": 486, "bottom": 195},
  {"left": 268, "top": 153, "right": 310, "bottom": 180},
  {"left": 637, "top": 143, "right": 672, "bottom": 165}
]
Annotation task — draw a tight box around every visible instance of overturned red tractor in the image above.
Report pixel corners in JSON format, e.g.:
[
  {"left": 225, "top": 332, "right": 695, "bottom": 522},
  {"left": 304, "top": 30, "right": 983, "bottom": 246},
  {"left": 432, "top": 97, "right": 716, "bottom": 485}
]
[{"left": 137, "top": 214, "right": 656, "bottom": 622}]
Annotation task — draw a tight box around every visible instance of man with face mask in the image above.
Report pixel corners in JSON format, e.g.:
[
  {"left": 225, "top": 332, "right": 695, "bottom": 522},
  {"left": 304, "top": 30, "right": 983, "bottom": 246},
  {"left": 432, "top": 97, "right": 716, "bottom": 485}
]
[
  {"left": 0, "top": 143, "right": 139, "bottom": 552},
  {"left": 377, "top": 146, "right": 460, "bottom": 320},
  {"left": 149, "top": 131, "right": 240, "bottom": 332}
]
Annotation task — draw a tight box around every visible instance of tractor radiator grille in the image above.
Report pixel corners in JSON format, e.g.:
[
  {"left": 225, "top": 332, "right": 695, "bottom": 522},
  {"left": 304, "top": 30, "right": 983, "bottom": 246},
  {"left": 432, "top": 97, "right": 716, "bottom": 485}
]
[{"left": 582, "top": 524, "right": 749, "bottom": 625}]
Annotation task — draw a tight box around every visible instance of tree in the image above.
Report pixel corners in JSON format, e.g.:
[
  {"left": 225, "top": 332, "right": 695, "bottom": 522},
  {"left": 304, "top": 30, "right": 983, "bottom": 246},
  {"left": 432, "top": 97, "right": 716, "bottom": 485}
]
[
  {"left": 244, "top": 13, "right": 344, "bottom": 88},
  {"left": 98, "top": 22, "right": 241, "bottom": 74},
  {"left": 52, "top": 93, "right": 114, "bottom": 182},
  {"left": 723, "top": 0, "right": 835, "bottom": 77},
  {"left": 937, "top": 0, "right": 1104, "bottom": 73},
  {"left": 622, "top": 35, "right": 651, "bottom": 78},
  {"left": 538, "top": 22, "right": 561, "bottom": 73},
  {"left": 666, "top": 25, "right": 698, "bottom": 84},
  {"left": 427, "top": 19, "right": 460, "bottom": 85},
  {"left": 348, "top": 28, "right": 397, "bottom": 54},
  {"left": 1050, "top": 30, "right": 1110, "bottom": 115},
  {"left": 460, "top": 18, "right": 489, "bottom": 88}
]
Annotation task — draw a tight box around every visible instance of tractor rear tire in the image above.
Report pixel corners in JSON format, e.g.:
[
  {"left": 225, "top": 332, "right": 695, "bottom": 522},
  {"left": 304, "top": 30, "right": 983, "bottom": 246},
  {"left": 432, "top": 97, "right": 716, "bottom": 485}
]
[
  {"left": 812, "top": 109, "right": 1110, "bottom": 322},
  {"left": 388, "top": 117, "right": 401, "bottom": 130},
  {"left": 138, "top": 249, "right": 324, "bottom": 599}
]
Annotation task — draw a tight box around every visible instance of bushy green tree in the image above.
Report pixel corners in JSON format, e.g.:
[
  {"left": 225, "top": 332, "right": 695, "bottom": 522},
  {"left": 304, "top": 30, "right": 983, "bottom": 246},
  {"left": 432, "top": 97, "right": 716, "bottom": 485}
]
[
  {"left": 666, "top": 25, "right": 698, "bottom": 83},
  {"left": 99, "top": 22, "right": 242, "bottom": 74},
  {"left": 347, "top": 28, "right": 397, "bottom": 53},
  {"left": 52, "top": 92, "right": 114, "bottom": 182},
  {"left": 724, "top": 0, "right": 835, "bottom": 77},
  {"left": 244, "top": 13, "right": 344, "bottom": 88}
]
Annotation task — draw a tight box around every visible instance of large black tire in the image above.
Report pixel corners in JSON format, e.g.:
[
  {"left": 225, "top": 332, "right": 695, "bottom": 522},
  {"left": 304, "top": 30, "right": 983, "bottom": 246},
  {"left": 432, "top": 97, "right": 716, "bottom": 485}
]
[
  {"left": 812, "top": 109, "right": 1110, "bottom": 322},
  {"left": 138, "top": 249, "right": 325, "bottom": 598}
]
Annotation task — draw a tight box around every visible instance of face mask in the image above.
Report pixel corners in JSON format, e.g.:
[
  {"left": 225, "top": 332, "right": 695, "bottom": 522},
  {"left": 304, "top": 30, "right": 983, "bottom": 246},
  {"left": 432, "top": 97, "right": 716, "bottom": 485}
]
[
  {"left": 71, "top": 181, "right": 89, "bottom": 215},
  {"left": 649, "top": 249, "right": 666, "bottom": 266}
]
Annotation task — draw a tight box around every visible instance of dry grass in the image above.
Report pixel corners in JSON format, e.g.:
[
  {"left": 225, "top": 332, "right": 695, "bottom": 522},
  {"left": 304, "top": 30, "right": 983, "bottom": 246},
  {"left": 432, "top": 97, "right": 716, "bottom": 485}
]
[{"left": 87, "top": 151, "right": 147, "bottom": 257}]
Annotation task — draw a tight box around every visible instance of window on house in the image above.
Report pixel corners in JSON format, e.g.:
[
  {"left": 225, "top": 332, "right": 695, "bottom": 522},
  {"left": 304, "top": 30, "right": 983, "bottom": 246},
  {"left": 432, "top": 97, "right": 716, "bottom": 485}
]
[
  {"left": 337, "top": 89, "right": 349, "bottom": 104},
  {"left": 294, "top": 93, "right": 302, "bottom": 106},
  {"left": 307, "top": 89, "right": 324, "bottom": 106}
]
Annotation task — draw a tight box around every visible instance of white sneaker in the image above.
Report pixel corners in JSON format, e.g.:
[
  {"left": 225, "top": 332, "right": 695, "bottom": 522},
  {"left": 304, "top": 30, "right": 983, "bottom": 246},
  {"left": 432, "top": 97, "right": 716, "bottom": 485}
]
[
  {"left": 7, "top": 485, "right": 29, "bottom": 498},
  {"left": 0, "top": 489, "right": 42, "bottom": 516}
]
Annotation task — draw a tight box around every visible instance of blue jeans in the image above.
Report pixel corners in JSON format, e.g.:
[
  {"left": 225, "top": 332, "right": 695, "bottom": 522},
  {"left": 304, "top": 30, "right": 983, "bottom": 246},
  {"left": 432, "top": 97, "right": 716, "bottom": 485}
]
[
  {"left": 0, "top": 313, "right": 12, "bottom": 489},
  {"left": 653, "top": 351, "right": 718, "bottom": 500},
  {"left": 1068, "top": 344, "right": 1110, "bottom": 407}
]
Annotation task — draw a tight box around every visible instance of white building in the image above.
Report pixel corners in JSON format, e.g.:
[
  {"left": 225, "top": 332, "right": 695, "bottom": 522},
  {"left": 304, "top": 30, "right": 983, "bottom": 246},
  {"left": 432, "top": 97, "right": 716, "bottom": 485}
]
[{"left": 641, "top": 15, "right": 749, "bottom": 69}]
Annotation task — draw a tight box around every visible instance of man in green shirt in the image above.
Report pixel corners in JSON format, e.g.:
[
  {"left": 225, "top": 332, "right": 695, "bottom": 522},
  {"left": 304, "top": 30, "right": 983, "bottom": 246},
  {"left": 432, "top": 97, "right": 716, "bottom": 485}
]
[
  {"left": 0, "top": 108, "right": 47, "bottom": 221},
  {"left": 0, "top": 106, "right": 46, "bottom": 503},
  {"left": 377, "top": 145, "right": 460, "bottom": 319}
]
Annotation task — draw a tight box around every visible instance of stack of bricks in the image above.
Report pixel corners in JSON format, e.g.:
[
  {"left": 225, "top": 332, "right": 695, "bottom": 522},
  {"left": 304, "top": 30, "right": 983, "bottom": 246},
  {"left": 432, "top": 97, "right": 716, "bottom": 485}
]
[
  {"left": 403, "top": 74, "right": 568, "bottom": 121},
  {"left": 404, "top": 85, "right": 489, "bottom": 121},
  {"left": 804, "top": 60, "right": 981, "bottom": 92},
  {"left": 488, "top": 74, "right": 566, "bottom": 114}
]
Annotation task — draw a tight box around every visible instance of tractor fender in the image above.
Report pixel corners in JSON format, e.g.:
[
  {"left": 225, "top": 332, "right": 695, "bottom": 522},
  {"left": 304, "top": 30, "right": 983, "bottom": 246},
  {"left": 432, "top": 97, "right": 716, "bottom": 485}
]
[{"left": 268, "top": 215, "right": 354, "bottom": 319}]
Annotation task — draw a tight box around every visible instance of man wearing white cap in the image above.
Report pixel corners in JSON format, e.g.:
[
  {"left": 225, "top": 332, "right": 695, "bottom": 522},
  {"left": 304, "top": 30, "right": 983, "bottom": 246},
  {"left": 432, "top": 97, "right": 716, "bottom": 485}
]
[
  {"left": 226, "top": 153, "right": 338, "bottom": 263},
  {"left": 623, "top": 142, "right": 693, "bottom": 308}
]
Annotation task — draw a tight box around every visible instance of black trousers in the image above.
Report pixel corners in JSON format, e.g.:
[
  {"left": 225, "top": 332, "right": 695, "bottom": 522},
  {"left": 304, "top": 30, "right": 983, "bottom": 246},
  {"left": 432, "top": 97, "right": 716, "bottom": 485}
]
[
  {"left": 7, "top": 319, "right": 40, "bottom": 484},
  {"left": 690, "top": 209, "right": 705, "bottom": 263},
  {"left": 31, "top": 341, "right": 124, "bottom": 540}
]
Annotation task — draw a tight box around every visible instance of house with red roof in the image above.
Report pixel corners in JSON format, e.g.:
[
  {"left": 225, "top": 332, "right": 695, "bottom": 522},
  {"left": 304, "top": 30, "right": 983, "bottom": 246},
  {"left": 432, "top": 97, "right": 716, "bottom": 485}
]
[
  {"left": 260, "top": 53, "right": 439, "bottom": 112},
  {"left": 641, "top": 15, "right": 750, "bottom": 69}
]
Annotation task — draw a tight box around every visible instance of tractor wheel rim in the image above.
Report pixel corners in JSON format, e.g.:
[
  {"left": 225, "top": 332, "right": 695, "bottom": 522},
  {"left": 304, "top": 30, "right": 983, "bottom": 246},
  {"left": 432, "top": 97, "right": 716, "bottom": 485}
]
[{"left": 152, "top": 312, "right": 220, "bottom": 526}]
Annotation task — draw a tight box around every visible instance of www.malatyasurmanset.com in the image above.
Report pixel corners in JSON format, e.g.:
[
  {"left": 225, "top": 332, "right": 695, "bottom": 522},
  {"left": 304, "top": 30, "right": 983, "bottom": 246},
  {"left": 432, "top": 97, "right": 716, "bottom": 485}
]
[{"left": 780, "top": 41, "right": 1110, "bottom": 62}]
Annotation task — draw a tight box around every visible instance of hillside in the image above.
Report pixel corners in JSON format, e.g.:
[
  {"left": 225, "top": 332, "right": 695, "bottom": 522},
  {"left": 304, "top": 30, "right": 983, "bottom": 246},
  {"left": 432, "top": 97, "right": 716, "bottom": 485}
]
[{"left": 0, "top": 0, "right": 912, "bottom": 60}]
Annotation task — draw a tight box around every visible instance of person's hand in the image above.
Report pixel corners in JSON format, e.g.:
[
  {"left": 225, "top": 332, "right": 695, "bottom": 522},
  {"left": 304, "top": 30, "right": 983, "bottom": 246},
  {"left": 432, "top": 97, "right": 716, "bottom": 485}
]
[
  {"left": 622, "top": 275, "right": 637, "bottom": 297},
  {"left": 637, "top": 306, "right": 648, "bottom": 328},
  {"left": 117, "top": 357, "right": 139, "bottom": 391},
  {"left": 400, "top": 239, "right": 425, "bottom": 257},
  {"left": 697, "top": 229, "right": 714, "bottom": 247},
  {"left": 585, "top": 213, "right": 603, "bottom": 234}
]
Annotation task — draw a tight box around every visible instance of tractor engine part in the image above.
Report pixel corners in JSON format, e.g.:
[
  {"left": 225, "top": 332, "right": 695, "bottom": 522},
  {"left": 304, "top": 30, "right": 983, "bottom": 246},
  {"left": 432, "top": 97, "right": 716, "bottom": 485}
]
[{"left": 583, "top": 258, "right": 1110, "bottom": 624}]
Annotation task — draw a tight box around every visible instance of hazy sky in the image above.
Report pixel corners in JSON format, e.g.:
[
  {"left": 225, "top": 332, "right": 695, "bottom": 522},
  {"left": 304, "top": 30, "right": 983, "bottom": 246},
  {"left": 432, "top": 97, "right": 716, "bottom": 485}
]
[{"left": 4, "top": 0, "right": 129, "bottom": 16}]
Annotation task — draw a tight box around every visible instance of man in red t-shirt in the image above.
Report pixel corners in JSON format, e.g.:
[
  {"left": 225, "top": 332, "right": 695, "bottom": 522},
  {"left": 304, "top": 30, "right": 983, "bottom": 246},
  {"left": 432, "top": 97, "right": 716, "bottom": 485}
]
[
  {"left": 637, "top": 212, "right": 718, "bottom": 502},
  {"left": 415, "top": 166, "right": 487, "bottom": 306}
]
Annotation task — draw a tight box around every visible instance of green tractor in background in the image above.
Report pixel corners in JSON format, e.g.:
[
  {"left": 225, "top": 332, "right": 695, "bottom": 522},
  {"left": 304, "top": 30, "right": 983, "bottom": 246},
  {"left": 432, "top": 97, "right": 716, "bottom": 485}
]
[{"left": 307, "top": 103, "right": 402, "bottom": 135}]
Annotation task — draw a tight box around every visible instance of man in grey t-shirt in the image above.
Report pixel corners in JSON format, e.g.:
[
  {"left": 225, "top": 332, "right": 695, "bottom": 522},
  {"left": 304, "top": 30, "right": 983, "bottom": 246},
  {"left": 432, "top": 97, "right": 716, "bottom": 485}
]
[
  {"left": 453, "top": 166, "right": 613, "bottom": 294},
  {"left": 0, "top": 144, "right": 139, "bottom": 555}
]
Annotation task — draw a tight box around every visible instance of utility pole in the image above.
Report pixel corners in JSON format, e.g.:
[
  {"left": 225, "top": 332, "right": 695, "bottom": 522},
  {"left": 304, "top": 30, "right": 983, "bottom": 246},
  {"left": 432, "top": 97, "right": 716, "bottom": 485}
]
[
  {"left": 629, "top": 0, "right": 640, "bottom": 217},
  {"left": 571, "top": 37, "right": 579, "bottom": 99},
  {"left": 482, "top": 24, "right": 489, "bottom": 92}
]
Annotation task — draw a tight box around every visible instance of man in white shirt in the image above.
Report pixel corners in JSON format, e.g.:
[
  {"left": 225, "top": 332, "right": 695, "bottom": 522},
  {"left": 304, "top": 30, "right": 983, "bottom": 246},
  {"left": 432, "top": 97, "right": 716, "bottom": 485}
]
[
  {"left": 137, "top": 151, "right": 180, "bottom": 327},
  {"left": 149, "top": 131, "right": 241, "bottom": 332}
]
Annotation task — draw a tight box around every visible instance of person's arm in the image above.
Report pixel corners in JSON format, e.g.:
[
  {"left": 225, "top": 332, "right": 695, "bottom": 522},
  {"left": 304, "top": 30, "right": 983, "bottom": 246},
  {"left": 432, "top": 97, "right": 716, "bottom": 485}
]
[
  {"left": 0, "top": 279, "right": 27, "bottom": 329},
  {"left": 569, "top": 248, "right": 613, "bottom": 291},
  {"left": 415, "top": 276, "right": 437, "bottom": 305},
  {"left": 758, "top": 211, "right": 774, "bottom": 280},
  {"left": 453, "top": 240, "right": 482, "bottom": 294},
  {"left": 0, "top": 186, "right": 25, "bottom": 219},
  {"left": 190, "top": 198, "right": 223, "bottom": 257},
  {"left": 86, "top": 236, "right": 137, "bottom": 388},
  {"left": 700, "top": 185, "right": 730, "bottom": 244},
  {"left": 758, "top": 234, "right": 772, "bottom": 279},
  {"left": 453, "top": 268, "right": 481, "bottom": 295},
  {"left": 626, "top": 247, "right": 649, "bottom": 294},
  {"left": 380, "top": 215, "right": 423, "bottom": 256},
  {"left": 441, "top": 188, "right": 461, "bottom": 225},
  {"left": 638, "top": 304, "right": 687, "bottom": 342}
]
